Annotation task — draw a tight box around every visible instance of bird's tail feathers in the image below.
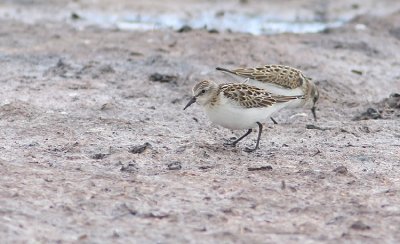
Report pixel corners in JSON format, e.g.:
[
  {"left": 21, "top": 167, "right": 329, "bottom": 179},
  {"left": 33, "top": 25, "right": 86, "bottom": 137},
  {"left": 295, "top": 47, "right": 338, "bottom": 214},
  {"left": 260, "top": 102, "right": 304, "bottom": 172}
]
[{"left": 216, "top": 67, "right": 236, "bottom": 75}]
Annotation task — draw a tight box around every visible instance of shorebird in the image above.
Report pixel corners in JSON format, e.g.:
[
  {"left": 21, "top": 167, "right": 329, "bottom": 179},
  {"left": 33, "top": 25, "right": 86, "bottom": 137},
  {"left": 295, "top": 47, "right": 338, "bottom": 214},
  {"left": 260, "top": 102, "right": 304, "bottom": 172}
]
[
  {"left": 216, "top": 65, "right": 319, "bottom": 121},
  {"left": 183, "top": 80, "right": 305, "bottom": 152}
]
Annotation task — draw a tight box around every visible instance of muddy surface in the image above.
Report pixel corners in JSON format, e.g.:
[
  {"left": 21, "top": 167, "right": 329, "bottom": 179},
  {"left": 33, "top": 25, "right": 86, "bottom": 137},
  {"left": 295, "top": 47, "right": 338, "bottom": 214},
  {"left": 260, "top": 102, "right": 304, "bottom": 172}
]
[{"left": 1, "top": 0, "right": 400, "bottom": 243}]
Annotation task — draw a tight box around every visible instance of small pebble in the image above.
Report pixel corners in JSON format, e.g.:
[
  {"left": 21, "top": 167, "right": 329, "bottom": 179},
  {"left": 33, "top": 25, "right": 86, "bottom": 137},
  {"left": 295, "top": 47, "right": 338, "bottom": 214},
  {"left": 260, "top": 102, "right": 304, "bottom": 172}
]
[
  {"left": 129, "top": 142, "right": 151, "bottom": 154},
  {"left": 334, "top": 165, "right": 348, "bottom": 175},
  {"left": 149, "top": 73, "right": 178, "bottom": 83},
  {"left": 120, "top": 162, "right": 138, "bottom": 173},
  {"left": 281, "top": 180, "right": 286, "bottom": 190},
  {"left": 350, "top": 220, "right": 370, "bottom": 230},
  {"left": 177, "top": 25, "right": 192, "bottom": 33},
  {"left": 208, "top": 29, "right": 219, "bottom": 34},
  {"left": 351, "top": 69, "right": 363, "bottom": 75},
  {"left": 71, "top": 12, "right": 80, "bottom": 20},
  {"left": 91, "top": 153, "right": 107, "bottom": 160},
  {"left": 248, "top": 166, "right": 273, "bottom": 171},
  {"left": 353, "top": 108, "right": 382, "bottom": 121},
  {"left": 167, "top": 161, "right": 182, "bottom": 170}
]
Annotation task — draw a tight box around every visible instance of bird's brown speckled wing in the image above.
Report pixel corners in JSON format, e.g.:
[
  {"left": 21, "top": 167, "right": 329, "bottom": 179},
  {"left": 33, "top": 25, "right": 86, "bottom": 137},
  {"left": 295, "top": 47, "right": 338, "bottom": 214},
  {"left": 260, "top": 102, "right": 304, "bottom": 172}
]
[
  {"left": 219, "top": 83, "right": 304, "bottom": 108},
  {"left": 218, "top": 65, "right": 307, "bottom": 89}
]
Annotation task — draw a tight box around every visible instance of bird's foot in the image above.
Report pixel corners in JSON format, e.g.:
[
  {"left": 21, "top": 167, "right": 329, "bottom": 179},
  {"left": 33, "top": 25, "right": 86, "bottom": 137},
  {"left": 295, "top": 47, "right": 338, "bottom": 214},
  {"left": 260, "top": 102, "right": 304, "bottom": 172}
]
[
  {"left": 244, "top": 146, "right": 258, "bottom": 153},
  {"left": 223, "top": 141, "right": 237, "bottom": 147},
  {"left": 223, "top": 137, "right": 239, "bottom": 147}
]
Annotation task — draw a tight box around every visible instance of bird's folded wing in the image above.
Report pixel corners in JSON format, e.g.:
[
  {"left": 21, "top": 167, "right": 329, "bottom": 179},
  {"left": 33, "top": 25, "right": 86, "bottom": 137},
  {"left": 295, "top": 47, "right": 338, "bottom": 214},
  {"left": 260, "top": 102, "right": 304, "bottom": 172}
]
[
  {"left": 220, "top": 83, "right": 302, "bottom": 108},
  {"left": 222, "top": 65, "right": 305, "bottom": 89}
]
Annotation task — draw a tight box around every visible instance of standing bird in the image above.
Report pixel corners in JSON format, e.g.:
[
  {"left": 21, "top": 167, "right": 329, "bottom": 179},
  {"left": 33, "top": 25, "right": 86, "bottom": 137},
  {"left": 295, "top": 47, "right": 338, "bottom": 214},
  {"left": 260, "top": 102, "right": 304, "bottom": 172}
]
[
  {"left": 216, "top": 65, "right": 319, "bottom": 121},
  {"left": 183, "top": 80, "right": 305, "bottom": 152}
]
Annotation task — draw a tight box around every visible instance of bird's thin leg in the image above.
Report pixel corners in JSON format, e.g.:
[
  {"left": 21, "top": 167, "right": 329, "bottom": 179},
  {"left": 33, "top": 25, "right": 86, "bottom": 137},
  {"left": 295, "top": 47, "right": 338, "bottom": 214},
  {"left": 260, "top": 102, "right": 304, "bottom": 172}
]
[
  {"left": 270, "top": 117, "right": 278, "bottom": 124},
  {"left": 311, "top": 106, "right": 317, "bottom": 121},
  {"left": 245, "top": 122, "right": 263, "bottom": 152},
  {"left": 225, "top": 129, "right": 252, "bottom": 147}
]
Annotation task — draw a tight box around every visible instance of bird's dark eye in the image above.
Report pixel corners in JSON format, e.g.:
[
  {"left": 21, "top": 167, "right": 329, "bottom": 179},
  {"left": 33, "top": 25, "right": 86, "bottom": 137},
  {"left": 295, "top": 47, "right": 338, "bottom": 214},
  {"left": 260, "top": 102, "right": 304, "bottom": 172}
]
[{"left": 201, "top": 90, "right": 206, "bottom": 94}]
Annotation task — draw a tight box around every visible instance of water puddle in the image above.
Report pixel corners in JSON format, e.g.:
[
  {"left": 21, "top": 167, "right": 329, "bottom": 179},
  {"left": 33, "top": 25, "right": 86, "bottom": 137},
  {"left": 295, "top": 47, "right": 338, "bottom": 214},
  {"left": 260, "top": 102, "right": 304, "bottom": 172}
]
[
  {"left": 0, "top": 6, "right": 346, "bottom": 35},
  {"left": 77, "top": 10, "right": 346, "bottom": 34}
]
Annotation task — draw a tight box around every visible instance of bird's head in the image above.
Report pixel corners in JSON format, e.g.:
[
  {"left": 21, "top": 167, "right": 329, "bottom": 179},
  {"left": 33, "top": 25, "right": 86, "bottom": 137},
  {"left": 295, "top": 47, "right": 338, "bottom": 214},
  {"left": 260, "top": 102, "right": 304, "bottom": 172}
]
[{"left": 183, "top": 80, "right": 218, "bottom": 110}]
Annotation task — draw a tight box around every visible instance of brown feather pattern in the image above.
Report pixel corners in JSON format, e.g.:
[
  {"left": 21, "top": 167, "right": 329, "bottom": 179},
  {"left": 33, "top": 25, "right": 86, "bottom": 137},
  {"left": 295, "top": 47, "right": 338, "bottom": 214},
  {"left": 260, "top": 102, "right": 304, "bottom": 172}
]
[
  {"left": 219, "top": 83, "right": 304, "bottom": 108},
  {"left": 225, "top": 65, "right": 308, "bottom": 89}
]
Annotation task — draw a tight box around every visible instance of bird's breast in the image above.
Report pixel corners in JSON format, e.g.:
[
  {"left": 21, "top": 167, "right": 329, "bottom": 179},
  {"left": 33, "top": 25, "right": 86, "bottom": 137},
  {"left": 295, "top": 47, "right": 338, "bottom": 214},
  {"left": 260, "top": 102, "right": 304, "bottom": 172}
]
[{"left": 204, "top": 100, "right": 281, "bottom": 130}]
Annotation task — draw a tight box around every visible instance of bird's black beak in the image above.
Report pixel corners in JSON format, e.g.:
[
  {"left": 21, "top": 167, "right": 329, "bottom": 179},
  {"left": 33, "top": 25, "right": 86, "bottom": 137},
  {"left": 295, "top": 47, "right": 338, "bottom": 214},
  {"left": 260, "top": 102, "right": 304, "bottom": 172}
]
[{"left": 183, "top": 97, "right": 196, "bottom": 110}]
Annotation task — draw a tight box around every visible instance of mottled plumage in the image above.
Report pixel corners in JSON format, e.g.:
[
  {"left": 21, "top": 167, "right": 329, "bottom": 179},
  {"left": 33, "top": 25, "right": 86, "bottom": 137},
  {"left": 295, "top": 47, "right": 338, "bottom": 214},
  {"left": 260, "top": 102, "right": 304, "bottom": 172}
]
[
  {"left": 218, "top": 65, "right": 307, "bottom": 89},
  {"left": 216, "top": 64, "right": 319, "bottom": 120},
  {"left": 183, "top": 80, "right": 304, "bottom": 152},
  {"left": 220, "top": 83, "right": 304, "bottom": 108}
]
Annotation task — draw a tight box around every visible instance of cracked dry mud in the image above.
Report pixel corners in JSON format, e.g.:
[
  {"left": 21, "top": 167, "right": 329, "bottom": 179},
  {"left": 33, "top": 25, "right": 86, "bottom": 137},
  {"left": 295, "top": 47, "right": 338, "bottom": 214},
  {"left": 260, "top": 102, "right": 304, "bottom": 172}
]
[{"left": 1, "top": 0, "right": 400, "bottom": 243}]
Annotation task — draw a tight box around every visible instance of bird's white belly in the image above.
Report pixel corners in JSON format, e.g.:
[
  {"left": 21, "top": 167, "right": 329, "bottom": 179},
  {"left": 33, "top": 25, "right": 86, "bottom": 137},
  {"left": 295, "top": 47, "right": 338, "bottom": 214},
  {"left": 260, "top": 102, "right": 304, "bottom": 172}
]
[{"left": 204, "top": 102, "right": 285, "bottom": 130}]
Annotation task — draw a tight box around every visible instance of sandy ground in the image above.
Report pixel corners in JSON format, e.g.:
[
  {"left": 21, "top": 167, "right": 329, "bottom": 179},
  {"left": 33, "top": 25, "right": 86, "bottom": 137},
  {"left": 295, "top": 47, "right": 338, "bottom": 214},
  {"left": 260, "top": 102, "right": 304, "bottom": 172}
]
[{"left": 1, "top": 0, "right": 400, "bottom": 243}]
